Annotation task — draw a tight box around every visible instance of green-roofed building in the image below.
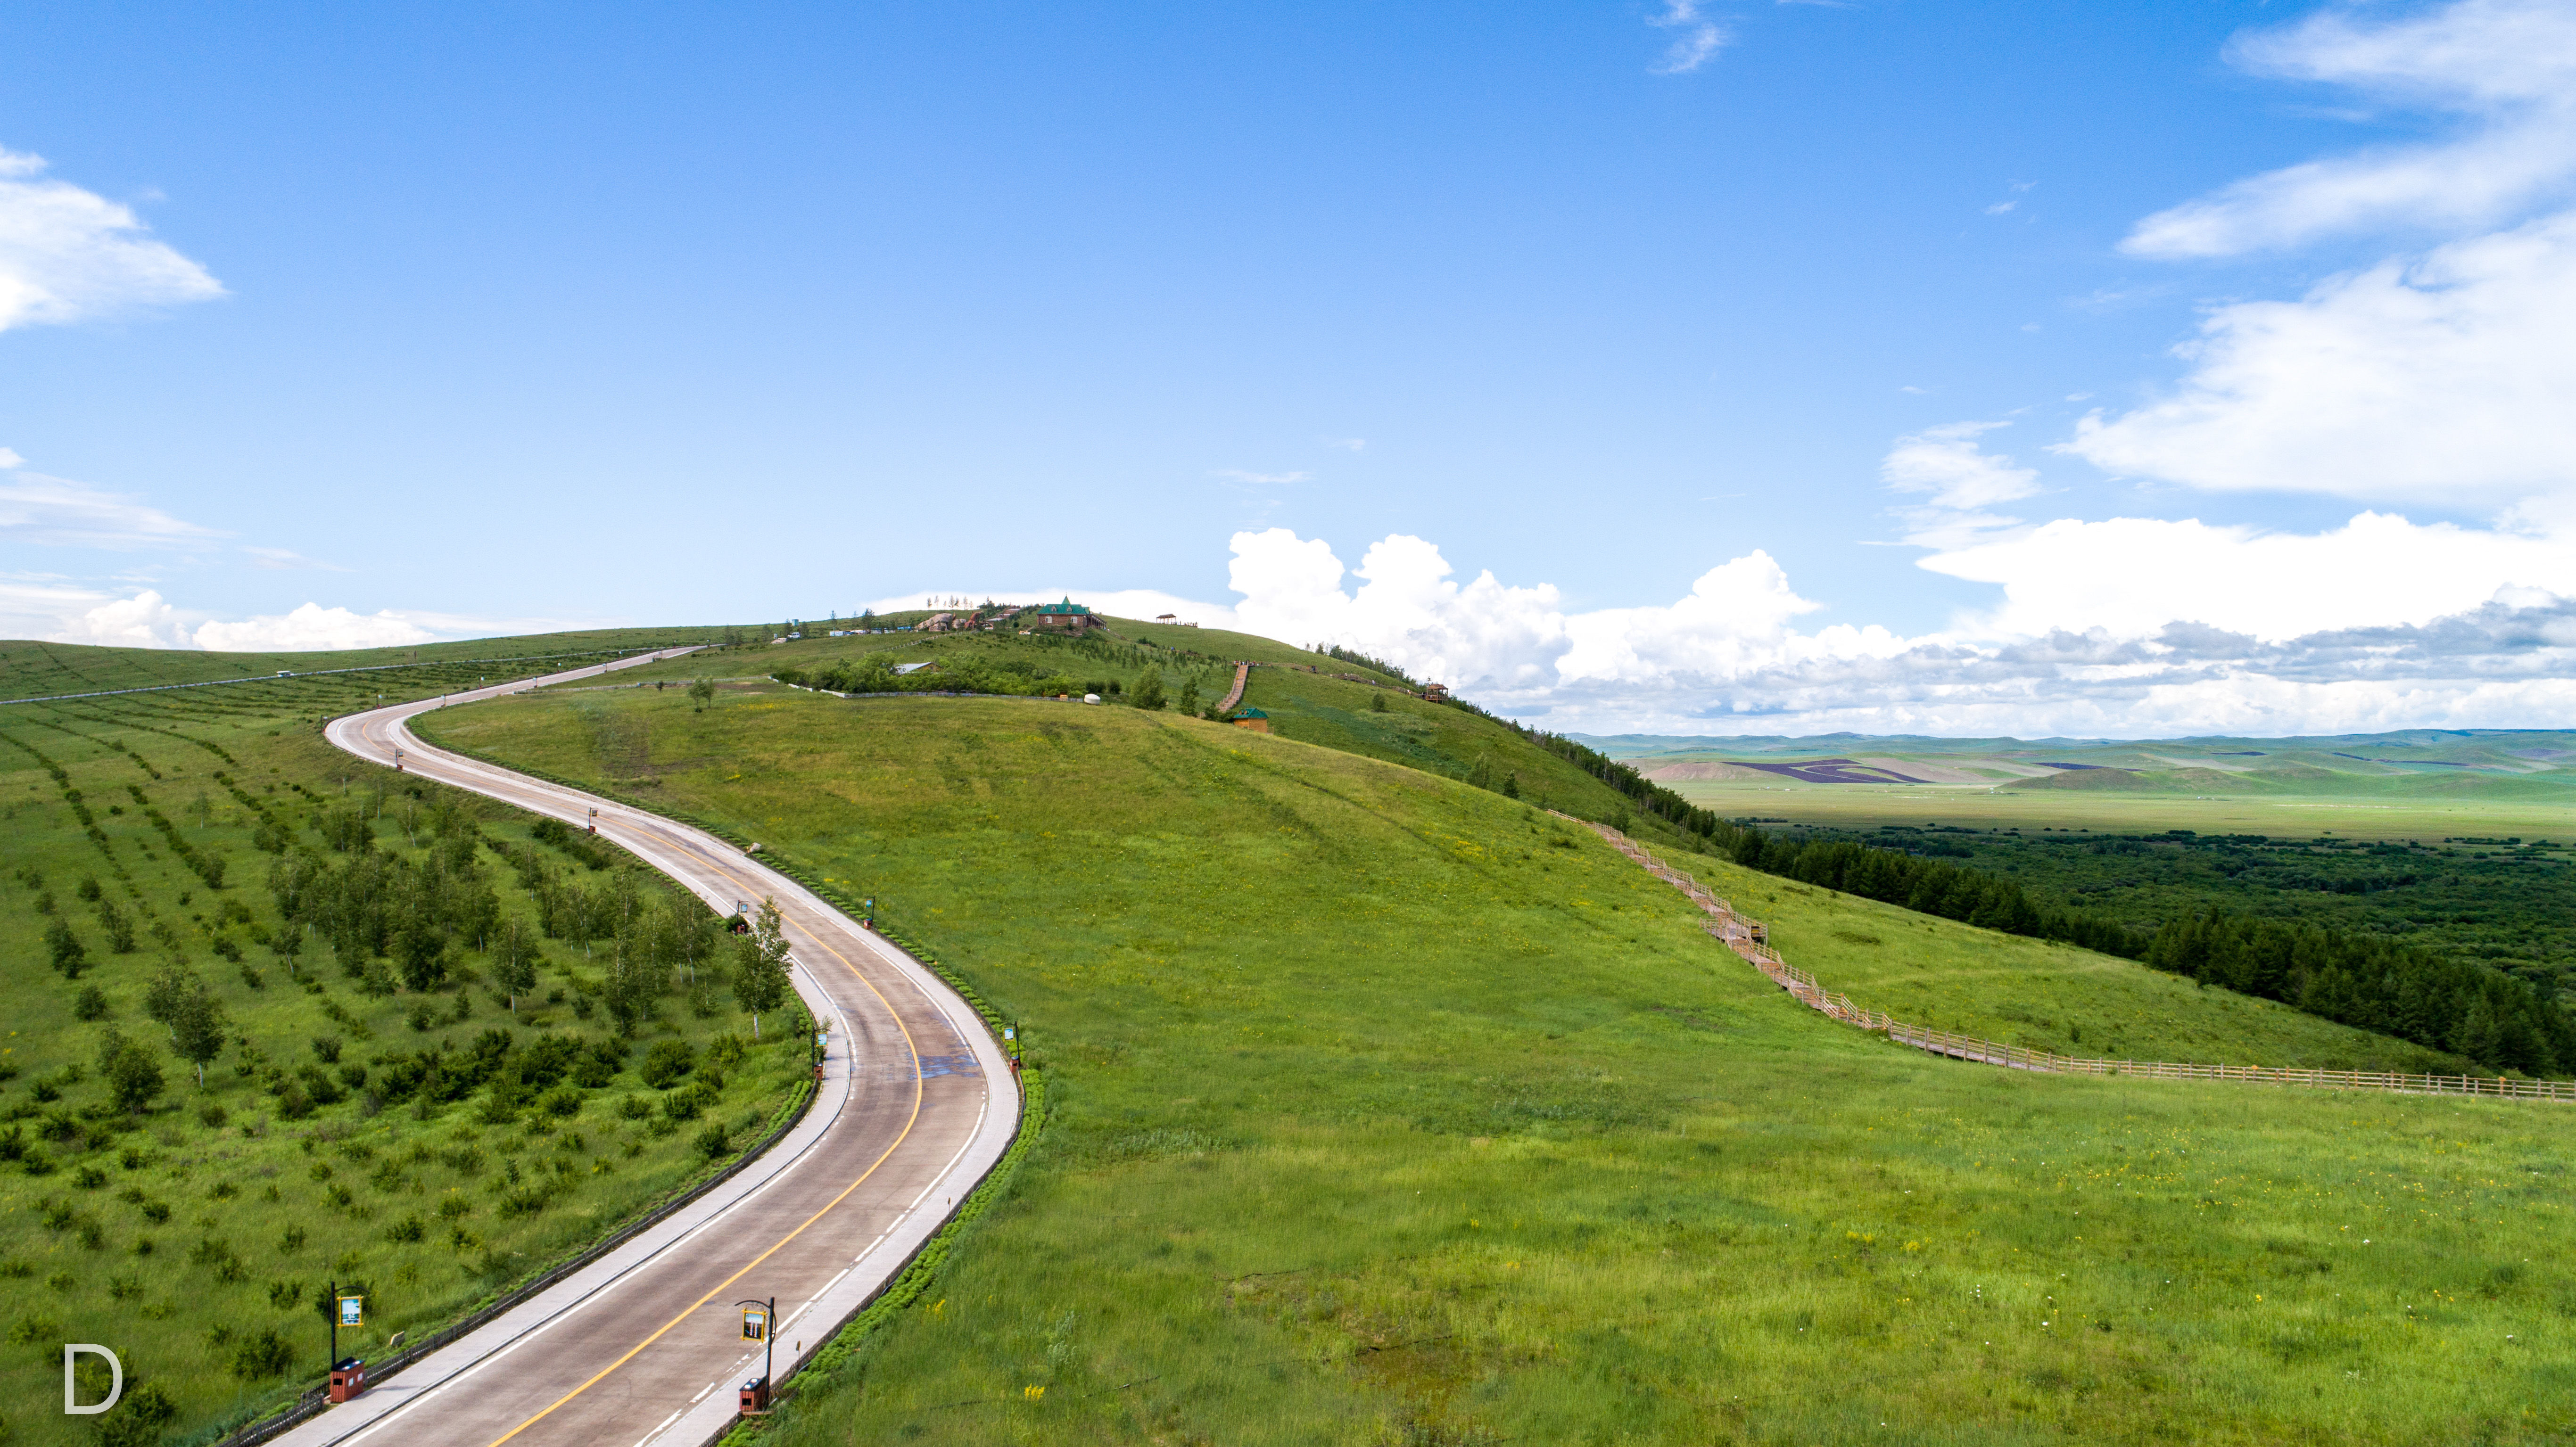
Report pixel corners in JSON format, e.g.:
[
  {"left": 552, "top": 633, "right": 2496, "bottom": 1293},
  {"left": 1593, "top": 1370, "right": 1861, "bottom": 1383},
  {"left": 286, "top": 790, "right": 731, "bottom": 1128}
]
[
  {"left": 1229, "top": 706, "right": 1270, "bottom": 734},
  {"left": 1031, "top": 597, "right": 1100, "bottom": 632}
]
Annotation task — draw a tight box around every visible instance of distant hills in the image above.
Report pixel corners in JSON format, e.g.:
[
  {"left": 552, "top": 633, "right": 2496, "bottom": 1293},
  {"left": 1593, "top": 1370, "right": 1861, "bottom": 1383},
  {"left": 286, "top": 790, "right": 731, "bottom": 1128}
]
[{"left": 1568, "top": 729, "right": 2576, "bottom": 797}]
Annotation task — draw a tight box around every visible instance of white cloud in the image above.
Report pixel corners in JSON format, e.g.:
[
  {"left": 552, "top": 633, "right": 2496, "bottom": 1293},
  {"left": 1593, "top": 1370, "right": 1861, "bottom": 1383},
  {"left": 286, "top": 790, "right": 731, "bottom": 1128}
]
[
  {"left": 1883, "top": 421, "right": 2041, "bottom": 512},
  {"left": 1230, "top": 528, "right": 1574, "bottom": 690},
  {"left": 2067, "top": 212, "right": 2576, "bottom": 504},
  {"left": 1918, "top": 509, "right": 2576, "bottom": 643},
  {"left": 0, "top": 472, "right": 225, "bottom": 549},
  {"left": 0, "top": 146, "right": 224, "bottom": 331},
  {"left": 1648, "top": 0, "right": 1729, "bottom": 74},
  {"left": 0, "top": 448, "right": 22, "bottom": 469},
  {"left": 55, "top": 588, "right": 196, "bottom": 649},
  {"left": 1880, "top": 421, "right": 2044, "bottom": 550},
  {"left": 1213, "top": 529, "right": 2576, "bottom": 737},
  {"left": 2122, "top": 0, "right": 2576, "bottom": 258},
  {"left": 1325, "top": 438, "right": 1367, "bottom": 452},
  {"left": 1212, "top": 469, "right": 1309, "bottom": 486},
  {"left": 191, "top": 603, "right": 435, "bottom": 653}
]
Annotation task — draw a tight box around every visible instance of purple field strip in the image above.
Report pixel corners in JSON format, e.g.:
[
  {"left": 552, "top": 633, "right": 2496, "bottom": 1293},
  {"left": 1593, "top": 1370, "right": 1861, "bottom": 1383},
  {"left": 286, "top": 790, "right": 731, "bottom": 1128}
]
[{"left": 1729, "top": 757, "right": 1934, "bottom": 785}]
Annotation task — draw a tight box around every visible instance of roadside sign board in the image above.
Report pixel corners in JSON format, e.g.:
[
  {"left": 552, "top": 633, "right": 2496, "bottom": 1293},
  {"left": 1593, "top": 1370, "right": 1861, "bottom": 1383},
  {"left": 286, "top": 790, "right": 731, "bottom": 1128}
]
[
  {"left": 339, "top": 1296, "right": 363, "bottom": 1328},
  {"left": 742, "top": 1308, "right": 768, "bottom": 1341}
]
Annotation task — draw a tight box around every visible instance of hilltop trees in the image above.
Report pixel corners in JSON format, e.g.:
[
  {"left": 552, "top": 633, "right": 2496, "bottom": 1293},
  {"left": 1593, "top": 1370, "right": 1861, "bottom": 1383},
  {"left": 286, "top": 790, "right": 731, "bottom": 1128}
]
[{"left": 1130, "top": 669, "right": 1166, "bottom": 711}]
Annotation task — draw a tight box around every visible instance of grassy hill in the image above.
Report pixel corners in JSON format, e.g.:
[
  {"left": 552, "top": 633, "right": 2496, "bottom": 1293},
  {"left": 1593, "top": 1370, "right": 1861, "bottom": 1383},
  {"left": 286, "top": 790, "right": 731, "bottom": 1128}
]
[
  {"left": 1657, "top": 849, "right": 2466, "bottom": 1073},
  {"left": 0, "top": 642, "right": 806, "bottom": 1447},
  {"left": 0, "top": 626, "right": 731, "bottom": 703},
  {"left": 589, "top": 616, "right": 1662, "bottom": 830},
  {"left": 417, "top": 682, "right": 2576, "bottom": 1446}
]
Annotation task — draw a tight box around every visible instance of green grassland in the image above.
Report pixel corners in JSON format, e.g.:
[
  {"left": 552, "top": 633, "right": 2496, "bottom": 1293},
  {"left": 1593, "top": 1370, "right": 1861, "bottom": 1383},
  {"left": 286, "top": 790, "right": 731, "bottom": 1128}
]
[
  {"left": 0, "top": 626, "right": 734, "bottom": 702},
  {"left": 1657, "top": 852, "right": 2468, "bottom": 1073},
  {"left": 418, "top": 682, "right": 2576, "bottom": 1446},
  {"left": 580, "top": 615, "right": 1659, "bottom": 828},
  {"left": 0, "top": 654, "right": 806, "bottom": 1447}
]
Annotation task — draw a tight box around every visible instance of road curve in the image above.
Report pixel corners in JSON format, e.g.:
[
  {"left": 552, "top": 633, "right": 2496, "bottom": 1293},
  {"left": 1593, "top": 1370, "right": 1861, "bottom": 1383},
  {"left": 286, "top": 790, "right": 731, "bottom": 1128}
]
[{"left": 274, "top": 649, "right": 1019, "bottom": 1447}]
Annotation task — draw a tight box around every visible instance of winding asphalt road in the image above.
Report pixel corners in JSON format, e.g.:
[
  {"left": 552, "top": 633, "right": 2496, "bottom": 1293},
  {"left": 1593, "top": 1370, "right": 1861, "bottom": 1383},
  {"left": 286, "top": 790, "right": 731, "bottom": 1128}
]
[{"left": 273, "top": 649, "right": 1020, "bottom": 1447}]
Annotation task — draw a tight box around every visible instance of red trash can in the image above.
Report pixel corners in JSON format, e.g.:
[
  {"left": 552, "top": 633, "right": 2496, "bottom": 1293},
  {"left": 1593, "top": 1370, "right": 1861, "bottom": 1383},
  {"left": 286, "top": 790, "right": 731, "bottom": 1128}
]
[{"left": 329, "top": 1358, "right": 366, "bottom": 1403}]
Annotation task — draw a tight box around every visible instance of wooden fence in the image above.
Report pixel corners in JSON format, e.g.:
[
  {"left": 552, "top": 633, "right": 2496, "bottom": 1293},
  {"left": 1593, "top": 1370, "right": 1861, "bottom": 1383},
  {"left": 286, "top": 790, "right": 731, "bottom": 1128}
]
[{"left": 1560, "top": 814, "right": 2576, "bottom": 1105}]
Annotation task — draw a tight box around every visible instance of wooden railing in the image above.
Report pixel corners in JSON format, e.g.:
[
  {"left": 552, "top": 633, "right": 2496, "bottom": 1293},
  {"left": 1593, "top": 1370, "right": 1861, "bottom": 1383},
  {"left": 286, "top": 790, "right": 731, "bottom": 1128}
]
[{"left": 1560, "top": 814, "right": 2576, "bottom": 1105}]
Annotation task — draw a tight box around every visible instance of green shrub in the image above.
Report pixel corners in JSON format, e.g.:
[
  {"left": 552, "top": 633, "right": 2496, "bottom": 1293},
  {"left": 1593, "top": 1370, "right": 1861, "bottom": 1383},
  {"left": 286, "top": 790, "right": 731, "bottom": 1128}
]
[
  {"left": 639, "top": 1040, "right": 694, "bottom": 1089},
  {"left": 231, "top": 1326, "right": 292, "bottom": 1380},
  {"left": 691, "top": 1124, "right": 732, "bottom": 1159}
]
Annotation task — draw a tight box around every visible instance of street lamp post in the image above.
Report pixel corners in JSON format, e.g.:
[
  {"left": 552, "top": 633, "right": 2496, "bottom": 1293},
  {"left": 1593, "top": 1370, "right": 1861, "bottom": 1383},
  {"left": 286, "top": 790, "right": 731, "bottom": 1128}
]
[{"left": 736, "top": 1296, "right": 776, "bottom": 1412}]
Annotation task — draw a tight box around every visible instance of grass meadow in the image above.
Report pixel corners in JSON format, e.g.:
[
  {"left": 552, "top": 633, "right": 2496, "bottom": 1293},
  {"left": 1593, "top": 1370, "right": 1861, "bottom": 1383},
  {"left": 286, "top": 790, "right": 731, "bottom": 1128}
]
[
  {"left": 1676, "top": 861, "right": 2469, "bottom": 1073},
  {"left": 420, "top": 681, "right": 2576, "bottom": 1446},
  {"left": 0, "top": 653, "right": 805, "bottom": 1447}
]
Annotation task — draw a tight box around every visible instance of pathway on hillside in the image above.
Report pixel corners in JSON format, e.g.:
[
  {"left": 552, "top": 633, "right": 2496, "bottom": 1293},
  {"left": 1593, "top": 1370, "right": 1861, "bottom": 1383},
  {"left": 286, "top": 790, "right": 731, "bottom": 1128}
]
[
  {"left": 1571, "top": 815, "right": 2576, "bottom": 1104},
  {"left": 266, "top": 652, "right": 1020, "bottom": 1447}
]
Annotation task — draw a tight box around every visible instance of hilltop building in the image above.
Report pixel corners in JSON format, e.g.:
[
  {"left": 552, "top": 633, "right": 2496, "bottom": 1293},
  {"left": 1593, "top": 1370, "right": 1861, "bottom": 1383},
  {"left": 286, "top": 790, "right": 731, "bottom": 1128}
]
[
  {"left": 1031, "top": 597, "right": 1100, "bottom": 632},
  {"left": 1229, "top": 707, "right": 1271, "bottom": 734}
]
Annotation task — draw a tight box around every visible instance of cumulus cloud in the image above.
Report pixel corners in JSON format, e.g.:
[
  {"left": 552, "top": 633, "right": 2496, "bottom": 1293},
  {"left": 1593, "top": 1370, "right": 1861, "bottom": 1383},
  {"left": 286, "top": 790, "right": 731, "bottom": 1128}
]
[
  {"left": 0, "top": 472, "right": 225, "bottom": 549},
  {"left": 1230, "top": 529, "right": 1574, "bottom": 691},
  {"left": 1215, "top": 529, "right": 2576, "bottom": 737},
  {"left": 54, "top": 588, "right": 197, "bottom": 649},
  {"left": 190, "top": 603, "right": 436, "bottom": 653},
  {"left": 2122, "top": 0, "right": 2576, "bottom": 258},
  {"left": 0, "top": 146, "right": 224, "bottom": 331}
]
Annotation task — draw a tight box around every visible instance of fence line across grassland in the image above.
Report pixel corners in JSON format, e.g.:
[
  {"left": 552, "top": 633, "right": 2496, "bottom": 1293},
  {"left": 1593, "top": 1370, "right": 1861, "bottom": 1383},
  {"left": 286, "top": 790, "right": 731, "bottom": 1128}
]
[{"left": 1558, "top": 812, "right": 2576, "bottom": 1105}]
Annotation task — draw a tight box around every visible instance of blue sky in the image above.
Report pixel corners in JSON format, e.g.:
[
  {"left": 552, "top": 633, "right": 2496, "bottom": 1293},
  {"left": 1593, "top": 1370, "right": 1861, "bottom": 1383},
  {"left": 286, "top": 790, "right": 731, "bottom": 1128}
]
[{"left": 7, "top": 0, "right": 2576, "bottom": 735}]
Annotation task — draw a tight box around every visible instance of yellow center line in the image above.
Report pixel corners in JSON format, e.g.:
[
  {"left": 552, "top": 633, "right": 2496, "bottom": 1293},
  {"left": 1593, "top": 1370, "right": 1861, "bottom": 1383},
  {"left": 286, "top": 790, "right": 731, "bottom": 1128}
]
[
  {"left": 343, "top": 707, "right": 930, "bottom": 1447},
  {"left": 480, "top": 910, "right": 923, "bottom": 1446}
]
